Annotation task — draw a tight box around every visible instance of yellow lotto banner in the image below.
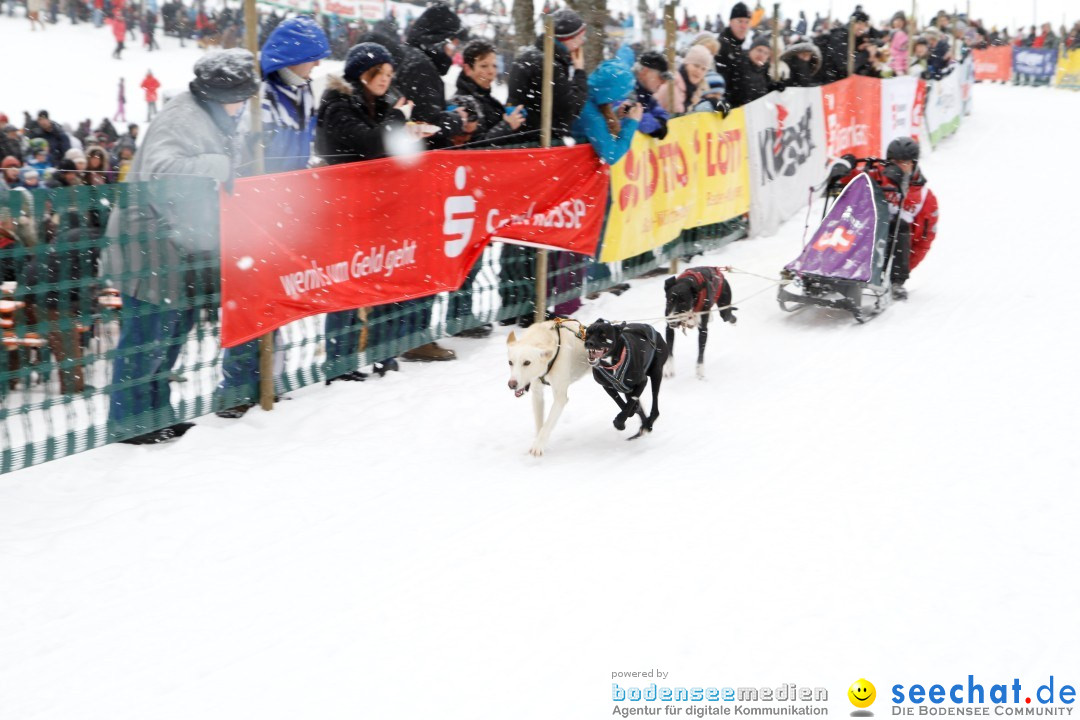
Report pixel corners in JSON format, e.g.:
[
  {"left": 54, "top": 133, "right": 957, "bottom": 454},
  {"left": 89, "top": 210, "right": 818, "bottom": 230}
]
[
  {"left": 1055, "top": 50, "right": 1080, "bottom": 89},
  {"left": 600, "top": 108, "right": 751, "bottom": 262}
]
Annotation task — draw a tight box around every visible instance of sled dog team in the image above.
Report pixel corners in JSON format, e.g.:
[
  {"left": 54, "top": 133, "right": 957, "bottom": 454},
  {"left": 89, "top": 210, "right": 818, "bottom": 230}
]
[{"left": 506, "top": 267, "right": 736, "bottom": 456}]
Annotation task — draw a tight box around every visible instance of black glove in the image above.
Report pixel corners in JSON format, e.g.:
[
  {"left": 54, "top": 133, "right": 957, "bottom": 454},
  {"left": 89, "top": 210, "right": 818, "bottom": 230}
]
[
  {"left": 827, "top": 159, "right": 852, "bottom": 183},
  {"left": 649, "top": 119, "right": 669, "bottom": 141},
  {"left": 883, "top": 162, "right": 905, "bottom": 188},
  {"left": 711, "top": 98, "right": 731, "bottom": 118},
  {"left": 448, "top": 94, "right": 482, "bottom": 125},
  {"left": 827, "top": 154, "right": 857, "bottom": 183}
]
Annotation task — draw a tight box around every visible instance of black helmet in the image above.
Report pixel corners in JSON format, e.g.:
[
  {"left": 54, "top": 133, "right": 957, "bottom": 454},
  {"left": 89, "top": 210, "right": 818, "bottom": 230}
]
[{"left": 886, "top": 136, "right": 920, "bottom": 162}]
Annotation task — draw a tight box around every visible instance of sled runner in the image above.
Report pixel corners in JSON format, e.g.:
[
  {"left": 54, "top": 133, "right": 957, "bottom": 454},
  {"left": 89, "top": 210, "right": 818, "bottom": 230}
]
[{"left": 778, "top": 169, "right": 897, "bottom": 323}]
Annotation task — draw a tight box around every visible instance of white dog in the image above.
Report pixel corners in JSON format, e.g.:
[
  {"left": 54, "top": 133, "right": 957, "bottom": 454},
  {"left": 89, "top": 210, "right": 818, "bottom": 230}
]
[{"left": 506, "top": 318, "right": 591, "bottom": 457}]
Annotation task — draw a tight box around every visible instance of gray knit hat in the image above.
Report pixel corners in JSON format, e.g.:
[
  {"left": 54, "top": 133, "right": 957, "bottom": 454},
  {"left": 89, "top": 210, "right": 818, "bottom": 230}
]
[
  {"left": 191, "top": 49, "right": 259, "bottom": 104},
  {"left": 552, "top": 9, "right": 585, "bottom": 39}
]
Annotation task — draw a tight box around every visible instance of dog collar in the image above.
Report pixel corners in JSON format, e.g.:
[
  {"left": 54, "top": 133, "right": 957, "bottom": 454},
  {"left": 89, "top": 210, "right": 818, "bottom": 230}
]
[
  {"left": 596, "top": 346, "right": 626, "bottom": 372},
  {"left": 539, "top": 318, "right": 586, "bottom": 386}
]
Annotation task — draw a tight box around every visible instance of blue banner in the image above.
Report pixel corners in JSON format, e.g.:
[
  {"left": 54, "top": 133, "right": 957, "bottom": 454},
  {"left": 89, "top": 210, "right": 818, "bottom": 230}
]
[{"left": 1012, "top": 47, "right": 1058, "bottom": 78}]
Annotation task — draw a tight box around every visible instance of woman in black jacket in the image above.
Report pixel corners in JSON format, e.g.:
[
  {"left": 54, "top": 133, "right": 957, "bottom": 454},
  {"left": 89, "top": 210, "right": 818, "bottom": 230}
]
[
  {"left": 315, "top": 42, "right": 456, "bottom": 374},
  {"left": 451, "top": 38, "right": 524, "bottom": 146},
  {"left": 442, "top": 39, "right": 526, "bottom": 338},
  {"left": 315, "top": 42, "right": 412, "bottom": 166},
  {"left": 316, "top": 42, "right": 419, "bottom": 380},
  {"left": 780, "top": 41, "right": 822, "bottom": 87}
]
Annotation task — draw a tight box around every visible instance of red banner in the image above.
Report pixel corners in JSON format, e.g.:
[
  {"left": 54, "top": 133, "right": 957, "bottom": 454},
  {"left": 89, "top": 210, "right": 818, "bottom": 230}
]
[
  {"left": 219, "top": 145, "right": 609, "bottom": 348},
  {"left": 821, "top": 76, "right": 882, "bottom": 160},
  {"left": 972, "top": 46, "right": 1012, "bottom": 81}
]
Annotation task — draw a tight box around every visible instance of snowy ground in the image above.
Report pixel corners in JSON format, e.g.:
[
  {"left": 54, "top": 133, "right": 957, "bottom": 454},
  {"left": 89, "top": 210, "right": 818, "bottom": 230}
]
[{"left": 3, "top": 14, "right": 1080, "bottom": 720}]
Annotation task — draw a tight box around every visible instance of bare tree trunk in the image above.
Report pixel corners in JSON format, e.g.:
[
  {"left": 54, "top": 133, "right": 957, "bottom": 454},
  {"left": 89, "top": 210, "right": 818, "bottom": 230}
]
[
  {"left": 568, "top": 0, "right": 608, "bottom": 72},
  {"left": 638, "top": 0, "right": 651, "bottom": 41},
  {"left": 513, "top": 0, "right": 535, "bottom": 46}
]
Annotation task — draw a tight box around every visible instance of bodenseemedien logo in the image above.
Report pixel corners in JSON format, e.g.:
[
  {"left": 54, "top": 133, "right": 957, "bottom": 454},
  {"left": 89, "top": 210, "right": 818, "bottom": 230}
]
[
  {"left": 849, "top": 679, "right": 877, "bottom": 716},
  {"left": 610, "top": 680, "right": 829, "bottom": 717}
]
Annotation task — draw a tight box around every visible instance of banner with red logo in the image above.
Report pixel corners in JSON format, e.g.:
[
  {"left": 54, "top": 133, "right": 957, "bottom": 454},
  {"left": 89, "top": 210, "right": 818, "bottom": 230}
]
[
  {"left": 821, "top": 76, "right": 882, "bottom": 161},
  {"left": 880, "top": 75, "right": 927, "bottom": 155},
  {"left": 745, "top": 87, "right": 828, "bottom": 237},
  {"left": 219, "top": 145, "right": 608, "bottom": 348},
  {"left": 972, "top": 46, "right": 1012, "bottom": 82},
  {"left": 600, "top": 109, "right": 750, "bottom": 262}
]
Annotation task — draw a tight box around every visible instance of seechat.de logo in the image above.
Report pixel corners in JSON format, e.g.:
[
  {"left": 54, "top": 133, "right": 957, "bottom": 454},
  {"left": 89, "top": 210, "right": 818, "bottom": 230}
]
[{"left": 850, "top": 679, "right": 877, "bottom": 716}]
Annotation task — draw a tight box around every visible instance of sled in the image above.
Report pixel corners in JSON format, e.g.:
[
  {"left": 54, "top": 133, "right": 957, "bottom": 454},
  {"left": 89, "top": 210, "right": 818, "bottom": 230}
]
[{"left": 778, "top": 171, "right": 897, "bottom": 323}]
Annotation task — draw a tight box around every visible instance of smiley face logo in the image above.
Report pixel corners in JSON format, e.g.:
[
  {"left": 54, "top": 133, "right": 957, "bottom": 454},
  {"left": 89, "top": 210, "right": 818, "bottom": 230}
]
[{"left": 849, "top": 679, "right": 876, "bottom": 709}]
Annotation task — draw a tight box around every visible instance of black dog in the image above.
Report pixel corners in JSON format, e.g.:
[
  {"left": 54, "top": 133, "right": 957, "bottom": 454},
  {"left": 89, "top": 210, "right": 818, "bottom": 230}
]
[
  {"left": 663, "top": 267, "right": 737, "bottom": 380},
  {"left": 584, "top": 320, "right": 669, "bottom": 440}
]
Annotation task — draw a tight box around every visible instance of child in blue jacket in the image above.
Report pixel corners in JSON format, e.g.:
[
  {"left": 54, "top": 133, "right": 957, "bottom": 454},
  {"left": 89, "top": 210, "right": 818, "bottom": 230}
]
[{"left": 571, "top": 59, "right": 642, "bottom": 165}]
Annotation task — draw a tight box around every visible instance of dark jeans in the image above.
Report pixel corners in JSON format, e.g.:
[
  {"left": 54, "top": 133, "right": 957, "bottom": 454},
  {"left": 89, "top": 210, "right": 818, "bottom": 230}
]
[
  {"left": 41, "top": 306, "right": 86, "bottom": 394},
  {"left": 324, "top": 309, "right": 362, "bottom": 379},
  {"left": 108, "top": 295, "right": 196, "bottom": 437},
  {"left": 890, "top": 221, "right": 912, "bottom": 286},
  {"left": 373, "top": 297, "right": 435, "bottom": 351},
  {"left": 216, "top": 332, "right": 277, "bottom": 407},
  {"left": 621, "top": 250, "right": 656, "bottom": 278},
  {"left": 323, "top": 302, "right": 421, "bottom": 378},
  {"left": 446, "top": 256, "right": 484, "bottom": 331},
  {"left": 497, "top": 244, "right": 535, "bottom": 320},
  {"left": 551, "top": 251, "right": 585, "bottom": 316}
]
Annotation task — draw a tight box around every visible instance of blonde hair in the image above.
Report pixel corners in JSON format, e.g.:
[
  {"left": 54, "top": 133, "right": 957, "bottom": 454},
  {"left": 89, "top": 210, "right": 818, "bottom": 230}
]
[{"left": 691, "top": 32, "right": 720, "bottom": 56}]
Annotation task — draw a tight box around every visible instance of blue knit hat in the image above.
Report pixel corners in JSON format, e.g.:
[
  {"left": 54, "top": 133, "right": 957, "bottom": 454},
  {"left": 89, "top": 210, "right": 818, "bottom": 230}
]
[
  {"left": 703, "top": 71, "right": 726, "bottom": 93},
  {"left": 260, "top": 16, "right": 331, "bottom": 75},
  {"left": 344, "top": 42, "right": 394, "bottom": 83},
  {"left": 587, "top": 59, "right": 635, "bottom": 105}
]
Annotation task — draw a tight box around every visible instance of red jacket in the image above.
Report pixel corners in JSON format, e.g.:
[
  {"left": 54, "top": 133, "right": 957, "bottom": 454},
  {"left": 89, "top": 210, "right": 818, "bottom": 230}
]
[
  {"left": 842, "top": 164, "right": 939, "bottom": 270},
  {"left": 112, "top": 16, "right": 126, "bottom": 42},
  {"left": 141, "top": 74, "right": 161, "bottom": 102}
]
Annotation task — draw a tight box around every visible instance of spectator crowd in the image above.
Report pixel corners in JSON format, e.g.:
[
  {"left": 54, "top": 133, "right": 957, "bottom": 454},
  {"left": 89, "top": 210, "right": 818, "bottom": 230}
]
[{"left": 1, "top": 0, "right": 1077, "bottom": 445}]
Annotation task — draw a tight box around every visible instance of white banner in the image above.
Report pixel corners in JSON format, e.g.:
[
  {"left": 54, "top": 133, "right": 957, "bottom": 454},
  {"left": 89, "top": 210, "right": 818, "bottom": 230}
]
[
  {"left": 961, "top": 55, "right": 975, "bottom": 116},
  {"left": 259, "top": 0, "right": 385, "bottom": 20},
  {"left": 880, "top": 75, "right": 927, "bottom": 156},
  {"left": 745, "top": 87, "right": 828, "bottom": 238},
  {"left": 256, "top": 0, "right": 312, "bottom": 13},
  {"left": 924, "top": 69, "right": 962, "bottom": 146}
]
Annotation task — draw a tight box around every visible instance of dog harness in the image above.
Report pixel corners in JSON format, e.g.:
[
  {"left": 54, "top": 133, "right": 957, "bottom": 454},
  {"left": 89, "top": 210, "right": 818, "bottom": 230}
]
[
  {"left": 679, "top": 267, "right": 725, "bottom": 314},
  {"left": 593, "top": 324, "right": 661, "bottom": 395},
  {"left": 539, "top": 317, "right": 587, "bottom": 387}
]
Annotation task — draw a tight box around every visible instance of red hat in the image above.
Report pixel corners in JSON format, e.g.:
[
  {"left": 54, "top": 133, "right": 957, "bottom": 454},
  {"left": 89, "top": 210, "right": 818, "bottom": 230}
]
[{"left": 1, "top": 156, "right": 21, "bottom": 169}]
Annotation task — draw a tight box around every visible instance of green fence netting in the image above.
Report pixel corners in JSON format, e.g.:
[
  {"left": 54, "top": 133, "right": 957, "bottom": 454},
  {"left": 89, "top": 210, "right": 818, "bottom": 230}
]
[{"left": 0, "top": 179, "right": 746, "bottom": 474}]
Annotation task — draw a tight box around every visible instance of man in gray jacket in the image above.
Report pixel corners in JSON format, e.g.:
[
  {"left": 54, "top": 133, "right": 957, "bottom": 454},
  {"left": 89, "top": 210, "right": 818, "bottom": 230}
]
[{"left": 102, "top": 48, "right": 257, "bottom": 444}]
